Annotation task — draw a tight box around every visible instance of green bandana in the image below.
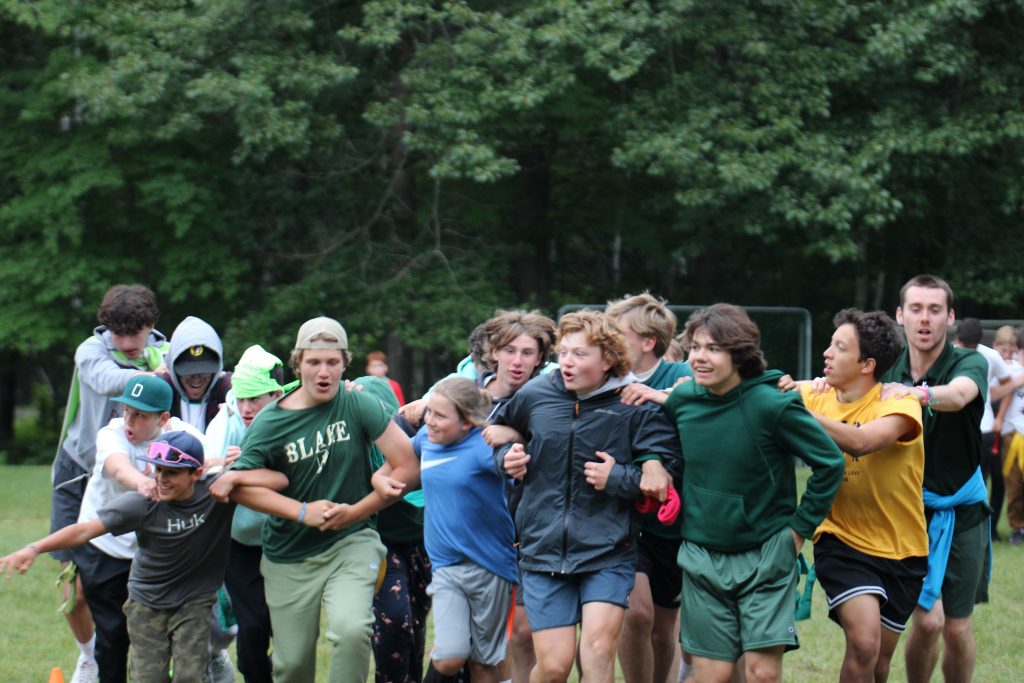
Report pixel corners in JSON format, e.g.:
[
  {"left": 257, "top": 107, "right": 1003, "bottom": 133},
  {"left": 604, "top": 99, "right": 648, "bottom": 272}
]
[
  {"left": 231, "top": 345, "right": 284, "bottom": 398},
  {"left": 111, "top": 342, "right": 168, "bottom": 372}
]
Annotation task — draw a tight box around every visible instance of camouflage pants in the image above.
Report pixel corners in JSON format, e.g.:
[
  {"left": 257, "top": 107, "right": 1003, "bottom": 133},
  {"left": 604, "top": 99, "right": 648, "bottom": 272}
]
[{"left": 124, "top": 594, "right": 217, "bottom": 682}]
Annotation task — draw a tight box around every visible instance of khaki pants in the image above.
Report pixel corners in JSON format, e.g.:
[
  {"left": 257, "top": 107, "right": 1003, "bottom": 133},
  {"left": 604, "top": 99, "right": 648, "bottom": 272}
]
[{"left": 261, "top": 528, "right": 386, "bottom": 683}]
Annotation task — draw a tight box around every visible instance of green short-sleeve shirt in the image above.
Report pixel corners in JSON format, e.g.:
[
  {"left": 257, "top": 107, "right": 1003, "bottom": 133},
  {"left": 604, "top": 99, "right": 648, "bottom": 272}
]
[
  {"left": 235, "top": 386, "right": 391, "bottom": 562},
  {"left": 883, "top": 341, "right": 989, "bottom": 532}
]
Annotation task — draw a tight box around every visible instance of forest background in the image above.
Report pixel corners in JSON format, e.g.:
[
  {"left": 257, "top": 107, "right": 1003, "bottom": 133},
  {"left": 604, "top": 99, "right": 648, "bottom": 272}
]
[{"left": 3, "top": 0, "right": 1024, "bottom": 462}]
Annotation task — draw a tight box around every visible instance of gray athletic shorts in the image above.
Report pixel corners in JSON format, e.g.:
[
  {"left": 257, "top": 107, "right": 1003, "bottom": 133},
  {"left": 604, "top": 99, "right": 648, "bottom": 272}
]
[{"left": 427, "top": 562, "right": 514, "bottom": 666}]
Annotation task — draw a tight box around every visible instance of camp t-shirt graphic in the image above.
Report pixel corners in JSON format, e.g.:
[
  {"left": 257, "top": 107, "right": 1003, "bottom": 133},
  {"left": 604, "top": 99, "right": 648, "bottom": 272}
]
[{"left": 234, "top": 388, "right": 391, "bottom": 562}]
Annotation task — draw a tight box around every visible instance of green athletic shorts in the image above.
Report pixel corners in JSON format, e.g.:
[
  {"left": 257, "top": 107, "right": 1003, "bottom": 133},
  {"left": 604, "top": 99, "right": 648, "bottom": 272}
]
[
  {"left": 939, "top": 517, "right": 990, "bottom": 619},
  {"left": 678, "top": 527, "right": 800, "bottom": 661}
]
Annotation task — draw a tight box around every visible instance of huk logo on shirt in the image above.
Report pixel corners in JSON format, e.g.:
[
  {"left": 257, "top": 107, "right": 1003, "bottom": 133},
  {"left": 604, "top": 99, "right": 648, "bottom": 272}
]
[
  {"left": 283, "top": 420, "right": 351, "bottom": 473},
  {"left": 167, "top": 513, "right": 206, "bottom": 533}
]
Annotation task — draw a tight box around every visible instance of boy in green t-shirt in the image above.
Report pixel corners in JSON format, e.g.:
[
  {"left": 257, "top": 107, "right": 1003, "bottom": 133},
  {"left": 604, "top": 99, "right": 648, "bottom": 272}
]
[{"left": 213, "top": 317, "right": 420, "bottom": 683}]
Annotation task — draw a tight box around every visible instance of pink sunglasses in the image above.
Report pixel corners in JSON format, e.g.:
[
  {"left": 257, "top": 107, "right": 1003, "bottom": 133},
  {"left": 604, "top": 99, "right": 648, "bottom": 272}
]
[{"left": 147, "top": 442, "right": 202, "bottom": 467}]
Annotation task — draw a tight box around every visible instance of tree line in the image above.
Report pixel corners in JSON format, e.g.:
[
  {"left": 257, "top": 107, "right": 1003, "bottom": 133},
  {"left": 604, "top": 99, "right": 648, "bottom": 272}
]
[{"left": 2, "top": 0, "right": 1023, "bottom": 450}]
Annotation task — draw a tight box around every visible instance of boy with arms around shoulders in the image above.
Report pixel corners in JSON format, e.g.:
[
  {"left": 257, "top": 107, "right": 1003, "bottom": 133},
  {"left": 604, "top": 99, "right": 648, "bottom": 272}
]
[
  {"left": 73, "top": 375, "right": 203, "bottom": 682},
  {"left": 495, "top": 310, "right": 683, "bottom": 683},
  {"left": 639, "top": 304, "right": 844, "bottom": 683},
  {"left": 882, "top": 275, "right": 989, "bottom": 683},
  {"left": 1, "top": 431, "right": 288, "bottom": 682},
  {"left": 784, "top": 309, "right": 927, "bottom": 682},
  {"left": 214, "top": 317, "right": 420, "bottom": 683}
]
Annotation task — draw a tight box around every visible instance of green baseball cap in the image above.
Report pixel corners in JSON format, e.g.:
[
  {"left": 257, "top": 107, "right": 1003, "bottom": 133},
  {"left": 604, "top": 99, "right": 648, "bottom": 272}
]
[{"left": 113, "top": 375, "right": 173, "bottom": 413}]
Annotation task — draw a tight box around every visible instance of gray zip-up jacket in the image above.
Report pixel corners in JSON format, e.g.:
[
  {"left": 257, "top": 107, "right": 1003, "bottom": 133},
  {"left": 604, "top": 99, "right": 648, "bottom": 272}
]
[{"left": 493, "top": 371, "right": 683, "bottom": 574}]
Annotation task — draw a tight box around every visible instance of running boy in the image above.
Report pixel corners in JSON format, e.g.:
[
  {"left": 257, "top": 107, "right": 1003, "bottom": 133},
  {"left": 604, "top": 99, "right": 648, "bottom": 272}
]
[
  {"left": 787, "top": 309, "right": 927, "bottom": 682},
  {"left": 652, "top": 304, "right": 844, "bottom": 683},
  {"left": 1, "top": 432, "right": 287, "bottom": 682},
  {"left": 216, "top": 316, "right": 420, "bottom": 683},
  {"left": 495, "top": 310, "right": 682, "bottom": 683}
]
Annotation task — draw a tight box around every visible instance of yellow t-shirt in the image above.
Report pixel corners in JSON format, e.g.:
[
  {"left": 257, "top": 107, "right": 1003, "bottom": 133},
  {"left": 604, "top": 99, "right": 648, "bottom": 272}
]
[{"left": 800, "top": 383, "right": 928, "bottom": 560}]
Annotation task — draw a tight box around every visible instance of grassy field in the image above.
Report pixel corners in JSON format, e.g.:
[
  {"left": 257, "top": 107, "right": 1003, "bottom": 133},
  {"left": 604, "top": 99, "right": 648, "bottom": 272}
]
[{"left": 2, "top": 465, "right": 1023, "bottom": 681}]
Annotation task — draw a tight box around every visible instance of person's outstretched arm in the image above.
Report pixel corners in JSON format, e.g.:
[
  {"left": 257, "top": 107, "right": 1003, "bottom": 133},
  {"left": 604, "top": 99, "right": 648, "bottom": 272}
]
[{"left": 0, "top": 518, "right": 108, "bottom": 577}]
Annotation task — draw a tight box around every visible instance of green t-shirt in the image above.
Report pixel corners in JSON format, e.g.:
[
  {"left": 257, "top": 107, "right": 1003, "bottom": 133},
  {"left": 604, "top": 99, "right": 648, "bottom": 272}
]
[
  {"left": 883, "top": 341, "right": 989, "bottom": 532},
  {"left": 235, "top": 386, "right": 391, "bottom": 562}
]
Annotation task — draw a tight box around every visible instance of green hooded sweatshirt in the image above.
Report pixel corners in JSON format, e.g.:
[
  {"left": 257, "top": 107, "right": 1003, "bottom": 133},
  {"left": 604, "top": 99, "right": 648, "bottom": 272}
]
[{"left": 663, "top": 370, "right": 844, "bottom": 553}]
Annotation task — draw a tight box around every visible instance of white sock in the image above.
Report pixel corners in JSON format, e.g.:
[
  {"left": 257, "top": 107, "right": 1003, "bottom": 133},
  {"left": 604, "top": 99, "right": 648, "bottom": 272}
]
[
  {"left": 78, "top": 634, "right": 96, "bottom": 659},
  {"left": 678, "top": 660, "right": 694, "bottom": 683}
]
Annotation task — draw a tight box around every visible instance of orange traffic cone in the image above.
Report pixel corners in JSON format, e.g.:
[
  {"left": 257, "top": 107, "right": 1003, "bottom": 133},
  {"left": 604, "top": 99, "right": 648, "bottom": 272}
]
[{"left": 48, "top": 668, "right": 64, "bottom": 683}]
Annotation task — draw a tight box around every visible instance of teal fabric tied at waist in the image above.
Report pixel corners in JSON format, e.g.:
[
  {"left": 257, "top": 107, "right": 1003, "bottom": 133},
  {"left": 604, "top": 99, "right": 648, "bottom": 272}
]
[
  {"left": 919, "top": 467, "right": 991, "bottom": 611},
  {"left": 795, "top": 553, "right": 815, "bottom": 621}
]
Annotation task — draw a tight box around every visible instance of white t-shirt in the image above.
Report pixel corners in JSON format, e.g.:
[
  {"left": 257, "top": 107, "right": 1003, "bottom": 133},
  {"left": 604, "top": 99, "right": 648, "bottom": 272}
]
[
  {"left": 1001, "top": 360, "right": 1024, "bottom": 436},
  {"left": 977, "top": 344, "right": 1011, "bottom": 433},
  {"left": 78, "top": 417, "right": 204, "bottom": 559}
]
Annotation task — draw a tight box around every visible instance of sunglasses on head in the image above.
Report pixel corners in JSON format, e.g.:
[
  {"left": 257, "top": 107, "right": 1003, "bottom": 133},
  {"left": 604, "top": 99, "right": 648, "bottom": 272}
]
[{"left": 147, "top": 442, "right": 201, "bottom": 467}]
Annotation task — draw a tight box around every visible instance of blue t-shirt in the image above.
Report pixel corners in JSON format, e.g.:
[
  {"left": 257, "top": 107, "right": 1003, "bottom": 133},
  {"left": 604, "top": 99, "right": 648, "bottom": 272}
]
[{"left": 414, "top": 426, "right": 517, "bottom": 582}]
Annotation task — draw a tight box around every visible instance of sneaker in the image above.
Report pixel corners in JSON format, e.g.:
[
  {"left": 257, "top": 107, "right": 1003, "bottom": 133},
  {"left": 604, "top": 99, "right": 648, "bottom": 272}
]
[
  {"left": 70, "top": 653, "right": 99, "bottom": 683},
  {"left": 1011, "top": 529, "right": 1024, "bottom": 546},
  {"left": 208, "top": 649, "right": 236, "bottom": 683}
]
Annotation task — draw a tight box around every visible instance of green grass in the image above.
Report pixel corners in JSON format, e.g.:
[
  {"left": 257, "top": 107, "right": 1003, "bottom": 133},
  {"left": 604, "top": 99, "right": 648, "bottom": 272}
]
[{"left": 2, "top": 465, "right": 1023, "bottom": 681}]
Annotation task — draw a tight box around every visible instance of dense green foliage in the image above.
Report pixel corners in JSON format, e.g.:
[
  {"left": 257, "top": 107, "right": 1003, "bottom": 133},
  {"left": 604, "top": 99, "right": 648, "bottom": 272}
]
[{"left": 3, "top": 1, "right": 1024, "bottom": 446}]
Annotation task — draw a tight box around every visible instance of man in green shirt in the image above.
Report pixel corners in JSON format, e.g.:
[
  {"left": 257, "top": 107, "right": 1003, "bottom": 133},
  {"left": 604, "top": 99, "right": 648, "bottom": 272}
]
[
  {"left": 882, "top": 274, "right": 989, "bottom": 683},
  {"left": 215, "top": 317, "right": 420, "bottom": 683}
]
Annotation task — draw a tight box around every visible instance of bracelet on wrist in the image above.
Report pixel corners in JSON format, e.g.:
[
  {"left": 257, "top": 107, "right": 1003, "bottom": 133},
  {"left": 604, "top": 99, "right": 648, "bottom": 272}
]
[
  {"left": 27, "top": 543, "right": 41, "bottom": 556},
  {"left": 298, "top": 501, "right": 307, "bottom": 523}
]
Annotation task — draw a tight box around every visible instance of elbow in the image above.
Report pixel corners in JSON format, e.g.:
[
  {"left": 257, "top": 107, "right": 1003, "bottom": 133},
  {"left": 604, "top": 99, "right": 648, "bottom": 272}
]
[{"left": 845, "top": 440, "right": 872, "bottom": 458}]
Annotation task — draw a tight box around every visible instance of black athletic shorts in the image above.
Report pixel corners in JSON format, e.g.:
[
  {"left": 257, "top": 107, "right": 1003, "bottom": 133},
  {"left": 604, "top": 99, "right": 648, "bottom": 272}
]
[
  {"left": 50, "top": 452, "right": 89, "bottom": 562},
  {"left": 814, "top": 533, "right": 927, "bottom": 633},
  {"left": 636, "top": 531, "right": 683, "bottom": 608}
]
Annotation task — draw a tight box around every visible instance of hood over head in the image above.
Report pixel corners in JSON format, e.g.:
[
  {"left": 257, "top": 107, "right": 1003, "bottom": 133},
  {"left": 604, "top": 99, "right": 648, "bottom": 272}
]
[{"left": 166, "top": 316, "right": 224, "bottom": 402}]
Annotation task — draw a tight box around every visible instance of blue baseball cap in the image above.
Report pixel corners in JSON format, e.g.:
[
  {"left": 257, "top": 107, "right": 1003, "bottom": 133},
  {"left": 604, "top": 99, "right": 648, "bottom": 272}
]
[{"left": 136, "top": 431, "right": 205, "bottom": 470}]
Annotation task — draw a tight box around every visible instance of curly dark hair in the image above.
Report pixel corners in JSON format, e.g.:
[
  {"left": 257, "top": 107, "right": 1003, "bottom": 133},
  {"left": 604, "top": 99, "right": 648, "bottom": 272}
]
[
  {"left": 833, "top": 308, "right": 904, "bottom": 380},
  {"left": 96, "top": 284, "right": 160, "bottom": 335},
  {"left": 681, "top": 304, "right": 766, "bottom": 379}
]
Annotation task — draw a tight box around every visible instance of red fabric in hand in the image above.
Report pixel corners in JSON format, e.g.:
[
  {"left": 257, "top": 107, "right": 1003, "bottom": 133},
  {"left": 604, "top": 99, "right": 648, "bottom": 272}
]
[{"left": 635, "top": 487, "right": 680, "bottom": 526}]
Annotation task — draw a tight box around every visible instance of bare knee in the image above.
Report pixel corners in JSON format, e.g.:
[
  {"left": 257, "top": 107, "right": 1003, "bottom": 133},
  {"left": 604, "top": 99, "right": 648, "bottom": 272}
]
[
  {"left": 511, "top": 611, "right": 534, "bottom": 652},
  {"left": 650, "top": 625, "right": 674, "bottom": 652},
  {"left": 845, "top": 628, "right": 881, "bottom": 667},
  {"left": 434, "top": 657, "right": 468, "bottom": 676},
  {"left": 912, "top": 608, "right": 944, "bottom": 639},
  {"left": 582, "top": 629, "right": 619, "bottom": 662},
  {"left": 623, "top": 596, "right": 654, "bottom": 633},
  {"left": 943, "top": 617, "right": 974, "bottom": 650},
  {"left": 533, "top": 656, "right": 573, "bottom": 682},
  {"left": 745, "top": 653, "right": 782, "bottom": 683}
]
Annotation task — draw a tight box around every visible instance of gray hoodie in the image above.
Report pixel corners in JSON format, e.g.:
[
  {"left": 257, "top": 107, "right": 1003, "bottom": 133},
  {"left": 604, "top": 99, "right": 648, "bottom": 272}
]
[
  {"left": 165, "top": 316, "right": 225, "bottom": 403},
  {"left": 56, "top": 326, "right": 169, "bottom": 472}
]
